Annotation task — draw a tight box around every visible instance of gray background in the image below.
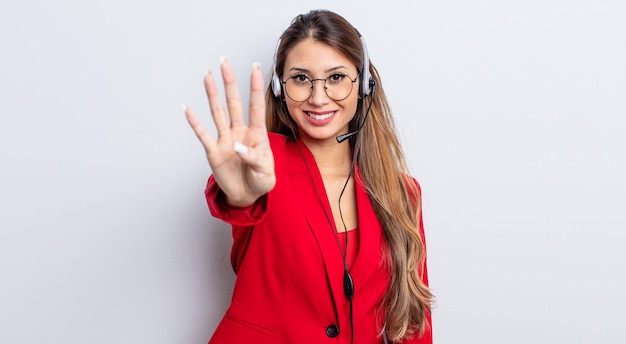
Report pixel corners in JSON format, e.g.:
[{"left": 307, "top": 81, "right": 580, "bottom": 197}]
[{"left": 1, "top": 0, "right": 625, "bottom": 343}]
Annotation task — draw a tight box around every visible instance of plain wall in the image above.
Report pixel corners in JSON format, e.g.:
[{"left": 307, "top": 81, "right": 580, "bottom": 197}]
[{"left": 1, "top": 0, "right": 624, "bottom": 343}]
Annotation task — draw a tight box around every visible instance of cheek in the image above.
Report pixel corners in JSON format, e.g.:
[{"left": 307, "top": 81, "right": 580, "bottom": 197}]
[
  {"left": 285, "top": 101, "right": 302, "bottom": 119},
  {"left": 343, "top": 96, "right": 360, "bottom": 117}
]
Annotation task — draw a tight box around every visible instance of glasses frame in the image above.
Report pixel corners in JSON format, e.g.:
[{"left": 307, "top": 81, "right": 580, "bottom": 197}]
[{"left": 281, "top": 73, "right": 359, "bottom": 102}]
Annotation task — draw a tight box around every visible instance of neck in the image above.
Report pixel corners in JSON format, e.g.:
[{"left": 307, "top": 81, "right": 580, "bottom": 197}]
[{"left": 301, "top": 137, "right": 353, "bottom": 177}]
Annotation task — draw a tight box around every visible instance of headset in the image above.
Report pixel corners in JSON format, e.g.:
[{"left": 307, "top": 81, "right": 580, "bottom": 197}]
[{"left": 271, "top": 29, "right": 374, "bottom": 99}]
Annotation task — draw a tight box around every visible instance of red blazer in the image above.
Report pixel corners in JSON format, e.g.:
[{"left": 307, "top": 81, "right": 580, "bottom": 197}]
[{"left": 205, "top": 133, "right": 431, "bottom": 344}]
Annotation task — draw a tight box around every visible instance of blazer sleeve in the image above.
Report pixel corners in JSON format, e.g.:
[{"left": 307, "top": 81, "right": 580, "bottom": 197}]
[{"left": 204, "top": 175, "right": 269, "bottom": 226}]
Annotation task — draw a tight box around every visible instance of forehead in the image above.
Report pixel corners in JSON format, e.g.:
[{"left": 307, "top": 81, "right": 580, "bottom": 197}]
[{"left": 283, "top": 38, "right": 356, "bottom": 72}]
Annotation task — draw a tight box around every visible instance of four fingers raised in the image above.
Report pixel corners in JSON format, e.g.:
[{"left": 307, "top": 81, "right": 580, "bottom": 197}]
[{"left": 185, "top": 58, "right": 268, "bottom": 157}]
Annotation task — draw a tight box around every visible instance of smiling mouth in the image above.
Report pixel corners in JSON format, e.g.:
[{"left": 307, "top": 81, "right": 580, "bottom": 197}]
[{"left": 305, "top": 111, "right": 336, "bottom": 120}]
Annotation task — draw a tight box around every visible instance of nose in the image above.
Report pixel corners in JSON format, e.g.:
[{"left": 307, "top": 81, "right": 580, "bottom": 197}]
[{"left": 308, "top": 79, "right": 330, "bottom": 105}]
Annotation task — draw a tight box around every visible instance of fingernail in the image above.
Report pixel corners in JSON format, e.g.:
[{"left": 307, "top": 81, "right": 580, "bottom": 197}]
[
  {"left": 233, "top": 141, "right": 249, "bottom": 155},
  {"left": 204, "top": 69, "right": 211, "bottom": 76},
  {"left": 182, "top": 104, "right": 188, "bottom": 111},
  {"left": 220, "top": 56, "right": 227, "bottom": 64},
  {"left": 252, "top": 62, "right": 261, "bottom": 70}
]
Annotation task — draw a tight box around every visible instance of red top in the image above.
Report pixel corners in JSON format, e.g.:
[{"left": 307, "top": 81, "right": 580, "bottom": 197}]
[{"left": 338, "top": 229, "right": 359, "bottom": 269}]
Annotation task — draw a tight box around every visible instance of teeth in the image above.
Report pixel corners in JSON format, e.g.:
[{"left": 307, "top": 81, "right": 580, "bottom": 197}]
[{"left": 306, "top": 111, "right": 335, "bottom": 120}]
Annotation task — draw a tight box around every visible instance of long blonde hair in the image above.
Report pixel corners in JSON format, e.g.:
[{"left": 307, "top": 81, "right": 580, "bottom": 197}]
[{"left": 266, "top": 10, "right": 432, "bottom": 342}]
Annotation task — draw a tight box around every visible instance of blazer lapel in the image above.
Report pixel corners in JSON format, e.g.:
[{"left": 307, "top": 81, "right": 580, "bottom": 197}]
[
  {"left": 349, "top": 169, "right": 386, "bottom": 291},
  {"left": 285, "top": 140, "right": 347, "bottom": 313}
]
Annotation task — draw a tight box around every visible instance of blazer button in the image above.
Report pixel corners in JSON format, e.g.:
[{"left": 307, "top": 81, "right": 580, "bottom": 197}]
[{"left": 326, "top": 324, "right": 339, "bottom": 338}]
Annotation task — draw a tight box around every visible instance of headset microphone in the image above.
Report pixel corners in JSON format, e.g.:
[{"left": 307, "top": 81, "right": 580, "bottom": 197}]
[
  {"left": 336, "top": 79, "right": 376, "bottom": 143},
  {"left": 335, "top": 132, "right": 355, "bottom": 144}
]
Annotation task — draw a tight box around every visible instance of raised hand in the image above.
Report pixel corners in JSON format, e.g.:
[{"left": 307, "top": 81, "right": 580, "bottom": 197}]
[{"left": 184, "top": 58, "right": 276, "bottom": 207}]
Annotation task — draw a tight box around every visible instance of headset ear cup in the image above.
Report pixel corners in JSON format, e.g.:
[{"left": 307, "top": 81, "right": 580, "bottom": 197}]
[
  {"left": 272, "top": 38, "right": 283, "bottom": 98},
  {"left": 272, "top": 73, "right": 282, "bottom": 98},
  {"left": 361, "top": 67, "right": 370, "bottom": 97},
  {"left": 358, "top": 34, "right": 372, "bottom": 97}
]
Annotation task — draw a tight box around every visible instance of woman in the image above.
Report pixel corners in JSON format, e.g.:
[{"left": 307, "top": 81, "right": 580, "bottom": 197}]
[{"left": 184, "top": 10, "right": 433, "bottom": 344}]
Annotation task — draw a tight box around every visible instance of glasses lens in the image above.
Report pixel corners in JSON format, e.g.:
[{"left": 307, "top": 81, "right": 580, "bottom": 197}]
[
  {"left": 325, "top": 74, "right": 354, "bottom": 101},
  {"left": 284, "top": 74, "right": 355, "bottom": 102},
  {"left": 284, "top": 76, "right": 311, "bottom": 102}
]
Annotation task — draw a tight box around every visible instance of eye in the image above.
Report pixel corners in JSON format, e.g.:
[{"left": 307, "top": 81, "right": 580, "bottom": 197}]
[
  {"left": 291, "top": 74, "right": 310, "bottom": 85},
  {"left": 327, "top": 73, "right": 347, "bottom": 84}
]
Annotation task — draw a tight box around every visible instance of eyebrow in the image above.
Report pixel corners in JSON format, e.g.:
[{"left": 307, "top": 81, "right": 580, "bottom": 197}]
[{"left": 287, "top": 66, "right": 351, "bottom": 73}]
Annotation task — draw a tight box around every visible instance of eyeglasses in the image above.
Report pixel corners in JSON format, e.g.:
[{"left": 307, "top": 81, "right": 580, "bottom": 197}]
[{"left": 282, "top": 73, "right": 358, "bottom": 102}]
